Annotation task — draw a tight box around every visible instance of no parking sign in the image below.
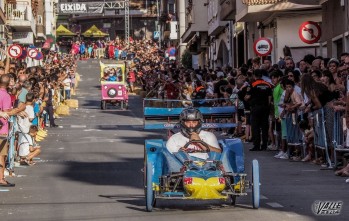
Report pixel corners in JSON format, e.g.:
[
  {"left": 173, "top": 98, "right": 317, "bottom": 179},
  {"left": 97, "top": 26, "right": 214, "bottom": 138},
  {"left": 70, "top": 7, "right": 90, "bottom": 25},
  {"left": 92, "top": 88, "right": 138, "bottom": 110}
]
[{"left": 299, "top": 21, "right": 321, "bottom": 44}]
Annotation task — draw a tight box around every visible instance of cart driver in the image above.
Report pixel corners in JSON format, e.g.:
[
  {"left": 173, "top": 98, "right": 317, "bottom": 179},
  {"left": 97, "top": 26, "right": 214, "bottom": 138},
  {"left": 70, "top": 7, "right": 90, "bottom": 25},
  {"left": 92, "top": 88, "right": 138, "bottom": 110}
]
[{"left": 166, "top": 108, "right": 221, "bottom": 160}]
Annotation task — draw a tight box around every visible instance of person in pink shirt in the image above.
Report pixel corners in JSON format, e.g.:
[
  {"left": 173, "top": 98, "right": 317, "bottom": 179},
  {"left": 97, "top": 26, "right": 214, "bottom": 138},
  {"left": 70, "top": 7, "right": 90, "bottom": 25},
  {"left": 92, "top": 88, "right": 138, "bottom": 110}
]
[{"left": 0, "top": 74, "right": 14, "bottom": 187}]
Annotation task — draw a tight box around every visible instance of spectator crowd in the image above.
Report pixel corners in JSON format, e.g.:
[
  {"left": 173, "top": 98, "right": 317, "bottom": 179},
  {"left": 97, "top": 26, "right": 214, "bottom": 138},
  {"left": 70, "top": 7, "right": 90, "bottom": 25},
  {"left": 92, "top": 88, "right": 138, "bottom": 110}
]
[
  {"left": 2, "top": 36, "right": 348, "bottom": 189},
  {"left": 84, "top": 36, "right": 349, "bottom": 179},
  {"left": 0, "top": 52, "right": 78, "bottom": 187}
]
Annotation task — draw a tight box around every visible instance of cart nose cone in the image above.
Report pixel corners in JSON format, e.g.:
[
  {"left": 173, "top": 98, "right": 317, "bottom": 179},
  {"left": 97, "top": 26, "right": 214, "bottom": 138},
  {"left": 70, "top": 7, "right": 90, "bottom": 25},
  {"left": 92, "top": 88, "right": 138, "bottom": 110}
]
[{"left": 183, "top": 177, "right": 226, "bottom": 200}]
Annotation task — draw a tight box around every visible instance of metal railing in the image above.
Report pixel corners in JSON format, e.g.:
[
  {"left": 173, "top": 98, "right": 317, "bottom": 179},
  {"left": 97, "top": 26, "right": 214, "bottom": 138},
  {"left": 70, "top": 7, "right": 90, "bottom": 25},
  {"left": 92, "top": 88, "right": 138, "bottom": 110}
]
[
  {"left": 313, "top": 108, "right": 333, "bottom": 168},
  {"left": 7, "top": 116, "right": 17, "bottom": 173},
  {"left": 285, "top": 113, "right": 305, "bottom": 157},
  {"left": 5, "top": 1, "right": 36, "bottom": 34},
  {"left": 333, "top": 111, "right": 349, "bottom": 168},
  {"left": 5, "top": 2, "right": 29, "bottom": 21}
]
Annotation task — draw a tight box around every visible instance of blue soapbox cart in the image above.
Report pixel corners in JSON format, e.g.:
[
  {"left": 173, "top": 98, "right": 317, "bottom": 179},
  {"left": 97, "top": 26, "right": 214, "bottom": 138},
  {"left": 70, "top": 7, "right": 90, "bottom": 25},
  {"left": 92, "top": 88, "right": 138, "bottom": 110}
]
[{"left": 143, "top": 99, "right": 260, "bottom": 211}]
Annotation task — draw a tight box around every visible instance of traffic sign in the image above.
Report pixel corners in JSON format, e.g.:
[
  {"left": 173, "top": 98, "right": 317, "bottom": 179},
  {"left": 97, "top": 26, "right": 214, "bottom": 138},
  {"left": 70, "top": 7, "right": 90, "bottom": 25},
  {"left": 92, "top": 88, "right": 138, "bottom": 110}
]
[
  {"left": 299, "top": 21, "right": 321, "bottom": 44},
  {"left": 253, "top": 38, "right": 272, "bottom": 57},
  {"left": 7, "top": 44, "right": 22, "bottom": 58},
  {"left": 28, "top": 48, "right": 38, "bottom": 58},
  {"left": 18, "top": 48, "right": 27, "bottom": 60},
  {"left": 153, "top": 31, "right": 160, "bottom": 39},
  {"left": 35, "top": 51, "right": 43, "bottom": 60}
]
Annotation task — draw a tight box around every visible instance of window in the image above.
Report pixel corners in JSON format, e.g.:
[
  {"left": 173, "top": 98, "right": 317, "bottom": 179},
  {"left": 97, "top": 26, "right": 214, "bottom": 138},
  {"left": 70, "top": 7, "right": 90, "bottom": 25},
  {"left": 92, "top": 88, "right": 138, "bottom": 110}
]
[
  {"left": 168, "top": 3, "right": 175, "bottom": 14},
  {"left": 37, "top": 15, "right": 43, "bottom": 25}
]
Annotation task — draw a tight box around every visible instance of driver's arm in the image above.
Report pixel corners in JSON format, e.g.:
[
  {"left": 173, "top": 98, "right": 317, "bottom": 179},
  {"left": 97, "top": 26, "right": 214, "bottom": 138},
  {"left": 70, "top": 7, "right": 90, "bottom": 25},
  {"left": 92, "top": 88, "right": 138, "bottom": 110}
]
[{"left": 190, "top": 132, "right": 221, "bottom": 153}]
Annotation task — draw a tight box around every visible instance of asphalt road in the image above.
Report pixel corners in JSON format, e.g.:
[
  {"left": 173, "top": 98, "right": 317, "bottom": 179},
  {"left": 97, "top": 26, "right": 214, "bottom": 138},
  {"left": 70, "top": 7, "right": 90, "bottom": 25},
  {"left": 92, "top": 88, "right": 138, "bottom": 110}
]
[{"left": 1, "top": 59, "right": 348, "bottom": 221}]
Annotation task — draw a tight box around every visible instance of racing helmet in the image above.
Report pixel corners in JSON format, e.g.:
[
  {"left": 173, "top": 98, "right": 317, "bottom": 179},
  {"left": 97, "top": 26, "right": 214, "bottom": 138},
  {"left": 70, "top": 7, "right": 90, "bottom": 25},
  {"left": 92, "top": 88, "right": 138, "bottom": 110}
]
[{"left": 179, "top": 108, "right": 204, "bottom": 137}]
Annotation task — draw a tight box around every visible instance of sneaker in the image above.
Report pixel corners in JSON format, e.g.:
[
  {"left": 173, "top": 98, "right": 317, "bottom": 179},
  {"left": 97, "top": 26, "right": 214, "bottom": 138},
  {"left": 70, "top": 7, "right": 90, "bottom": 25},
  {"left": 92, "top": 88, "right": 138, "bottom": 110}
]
[
  {"left": 279, "top": 152, "right": 289, "bottom": 159},
  {"left": 220, "top": 132, "right": 228, "bottom": 136},
  {"left": 274, "top": 151, "right": 285, "bottom": 158},
  {"left": 267, "top": 144, "right": 278, "bottom": 151}
]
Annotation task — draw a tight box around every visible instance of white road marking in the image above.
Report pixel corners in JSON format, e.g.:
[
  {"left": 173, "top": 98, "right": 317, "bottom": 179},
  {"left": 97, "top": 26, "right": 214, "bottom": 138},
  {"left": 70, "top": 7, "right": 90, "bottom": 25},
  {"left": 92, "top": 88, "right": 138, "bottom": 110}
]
[
  {"left": 16, "top": 175, "right": 27, "bottom": 178},
  {"left": 84, "top": 129, "right": 102, "bottom": 132},
  {"left": 0, "top": 189, "right": 9, "bottom": 192},
  {"left": 267, "top": 202, "right": 284, "bottom": 208},
  {"left": 301, "top": 170, "right": 318, "bottom": 172},
  {"left": 58, "top": 147, "right": 64, "bottom": 150},
  {"left": 71, "top": 125, "right": 87, "bottom": 128},
  {"left": 260, "top": 195, "right": 268, "bottom": 199}
]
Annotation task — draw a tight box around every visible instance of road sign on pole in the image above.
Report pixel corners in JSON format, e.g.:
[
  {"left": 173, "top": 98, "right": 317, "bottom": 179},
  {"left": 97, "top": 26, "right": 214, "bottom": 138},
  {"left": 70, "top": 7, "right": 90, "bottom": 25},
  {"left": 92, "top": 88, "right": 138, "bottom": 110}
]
[
  {"left": 8, "top": 44, "right": 22, "bottom": 58},
  {"left": 154, "top": 31, "right": 160, "bottom": 39},
  {"left": 299, "top": 21, "right": 321, "bottom": 44},
  {"left": 28, "top": 48, "right": 38, "bottom": 58},
  {"left": 253, "top": 38, "right": 273, "bottom": 57}
]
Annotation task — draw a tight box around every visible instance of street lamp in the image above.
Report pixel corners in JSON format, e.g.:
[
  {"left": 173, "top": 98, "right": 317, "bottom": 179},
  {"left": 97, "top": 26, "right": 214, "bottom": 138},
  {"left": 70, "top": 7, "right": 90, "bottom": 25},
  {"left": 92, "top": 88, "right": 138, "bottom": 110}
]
[{"left": 144, "top": 21, "right": 147, "bottom": 40}]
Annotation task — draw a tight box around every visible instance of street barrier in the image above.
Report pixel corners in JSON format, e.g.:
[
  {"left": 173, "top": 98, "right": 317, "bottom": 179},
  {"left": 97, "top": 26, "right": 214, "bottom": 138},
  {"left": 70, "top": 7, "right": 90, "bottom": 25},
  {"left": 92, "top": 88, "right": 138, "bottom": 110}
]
[
  {"left": 7, "top": 116, "right": 17, "bottom": 173},
  {"left": 333, "top": 111, "right": 349, "bottom": 168},
  {"left": 313, "top": 108, "right": 333, "bottom": 168},
  {"left": 95, "top": 48, "right": 104, "bottom": 59},
  {"left": 285, "top": 113, "right": 304, "bottom": 157}
]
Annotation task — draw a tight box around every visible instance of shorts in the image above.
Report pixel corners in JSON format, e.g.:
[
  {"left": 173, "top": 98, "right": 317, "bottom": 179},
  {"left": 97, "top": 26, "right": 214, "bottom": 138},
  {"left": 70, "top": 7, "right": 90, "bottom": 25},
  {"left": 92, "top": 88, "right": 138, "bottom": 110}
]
[
  {"left": 271, "top": 119, "right": 281, "bottom": 132},
  {"left": 0, "top": 137, "right": 8, "bottom": 156},
  {"left": 237, "top": 109, "right": 244, "bottom": 122},
  {"left": 244, "top": 110, "right": 251, "bottom": 125},
  {"left": 281, "top": 119, "right": 287, "bottom": 139}
]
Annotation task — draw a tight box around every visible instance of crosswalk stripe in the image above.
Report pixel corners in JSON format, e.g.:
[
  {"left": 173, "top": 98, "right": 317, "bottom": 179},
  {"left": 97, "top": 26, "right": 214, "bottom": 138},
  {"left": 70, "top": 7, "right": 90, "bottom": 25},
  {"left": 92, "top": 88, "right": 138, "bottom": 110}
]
[{"left": 266, "top": 202, "right": 284, "bottom": 208}]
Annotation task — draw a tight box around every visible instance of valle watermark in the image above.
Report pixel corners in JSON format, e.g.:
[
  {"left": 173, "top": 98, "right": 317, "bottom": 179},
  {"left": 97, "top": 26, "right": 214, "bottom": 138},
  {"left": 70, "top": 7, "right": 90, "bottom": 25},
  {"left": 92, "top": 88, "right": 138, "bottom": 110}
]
[{"left": 312, "top": 201, "right": 343, "bottom": 215}]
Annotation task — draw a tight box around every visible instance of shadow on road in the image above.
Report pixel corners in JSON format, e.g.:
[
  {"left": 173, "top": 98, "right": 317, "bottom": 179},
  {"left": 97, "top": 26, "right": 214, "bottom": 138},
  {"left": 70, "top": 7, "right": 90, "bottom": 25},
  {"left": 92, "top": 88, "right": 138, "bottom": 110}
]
[{"left": 59, "top": 158, "right": 144, "bottom": 188}]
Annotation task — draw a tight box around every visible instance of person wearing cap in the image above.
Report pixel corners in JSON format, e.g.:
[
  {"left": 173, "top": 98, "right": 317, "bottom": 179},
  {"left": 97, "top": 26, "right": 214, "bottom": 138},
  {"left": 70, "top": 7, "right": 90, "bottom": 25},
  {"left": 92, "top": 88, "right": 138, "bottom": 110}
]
[{"left": 164, "top": 108, "right": 222, "bottom": 172}]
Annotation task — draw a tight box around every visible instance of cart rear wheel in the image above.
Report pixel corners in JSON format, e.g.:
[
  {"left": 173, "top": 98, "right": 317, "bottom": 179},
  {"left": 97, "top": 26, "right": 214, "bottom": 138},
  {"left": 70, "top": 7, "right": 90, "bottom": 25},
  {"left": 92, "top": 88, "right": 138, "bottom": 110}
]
[
  {"left": 252, "top": 159, "right": 260, "bottom": 209},
  {"left": 228, "top": 195, "right": 236, "bottom": 206},
  {"left": 145, "top": 162, "right": 155, "bottom": 212},
  {"left": 101, "top": 101, "right": 106, "bottom": 110}
]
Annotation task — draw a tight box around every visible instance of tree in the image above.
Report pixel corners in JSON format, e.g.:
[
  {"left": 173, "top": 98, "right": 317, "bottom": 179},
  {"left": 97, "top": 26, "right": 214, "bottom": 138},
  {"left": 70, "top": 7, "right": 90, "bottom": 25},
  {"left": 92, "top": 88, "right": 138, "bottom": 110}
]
[{"left": 181, "top": 49, "right": 192, "bottom": 69}]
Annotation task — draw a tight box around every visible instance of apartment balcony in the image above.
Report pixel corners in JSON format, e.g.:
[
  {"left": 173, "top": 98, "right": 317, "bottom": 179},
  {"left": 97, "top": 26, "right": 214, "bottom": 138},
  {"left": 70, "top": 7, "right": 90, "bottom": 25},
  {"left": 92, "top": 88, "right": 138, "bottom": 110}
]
[
  {"left": 220, "top": 0, "right": 236, "bottom": 20},
  {"left": 182, "top": 0, "right": 208, "bottom": 43},
  {"left": 236, "top": 0, "right": 321, "bottom": 22},
  {"left": 5, "top": 2, "right": 36, "bottom": 34},
  {"left": 163, "top": 21, "right": 178, "bottom": 40}
]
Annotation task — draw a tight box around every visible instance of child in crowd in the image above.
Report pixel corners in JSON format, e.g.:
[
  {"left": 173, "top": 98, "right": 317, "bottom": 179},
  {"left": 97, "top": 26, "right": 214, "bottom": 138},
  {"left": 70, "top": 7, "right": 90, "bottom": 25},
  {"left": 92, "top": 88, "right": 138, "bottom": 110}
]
[
  {"left": 19, "top": 125, "right": 41, "bottom": 166},
  {"left": 17, "top": 93, "right": 35, "bottom": 134}
]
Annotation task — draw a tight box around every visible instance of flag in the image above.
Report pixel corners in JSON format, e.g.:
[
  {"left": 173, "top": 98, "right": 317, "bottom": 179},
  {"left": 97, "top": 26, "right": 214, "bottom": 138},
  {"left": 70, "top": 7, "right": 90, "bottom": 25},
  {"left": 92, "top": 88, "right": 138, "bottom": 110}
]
[{"left": 42, "top": 35, "right": 55, "bottom": 49}]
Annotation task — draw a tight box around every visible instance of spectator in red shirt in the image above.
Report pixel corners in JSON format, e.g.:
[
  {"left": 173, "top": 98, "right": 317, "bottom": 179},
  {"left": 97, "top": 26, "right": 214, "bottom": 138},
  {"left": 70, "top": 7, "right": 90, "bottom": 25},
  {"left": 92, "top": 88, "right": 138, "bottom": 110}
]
[{"left": 127, "top": 70, "right": 136, "bottom": 92}]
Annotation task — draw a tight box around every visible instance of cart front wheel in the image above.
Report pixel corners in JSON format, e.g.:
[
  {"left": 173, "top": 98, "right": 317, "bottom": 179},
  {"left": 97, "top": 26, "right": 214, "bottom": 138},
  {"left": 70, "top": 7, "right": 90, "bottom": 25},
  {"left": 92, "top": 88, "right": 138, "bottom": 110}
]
[
  {"left": 252, "top": 159, "right": 260, "bottom": 209},
  {"left": 145, "top": 162, "right": 155, "bottom": 212}
]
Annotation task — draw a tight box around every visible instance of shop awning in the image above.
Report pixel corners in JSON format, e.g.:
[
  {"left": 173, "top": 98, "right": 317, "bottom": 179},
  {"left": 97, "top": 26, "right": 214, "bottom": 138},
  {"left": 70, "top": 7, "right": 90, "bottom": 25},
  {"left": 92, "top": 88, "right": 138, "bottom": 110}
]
[
  {"left": 82, "top": 25, "right": 109, "bottom": 37},
  {"left": 56, "top": 25, "right": 76, "bottom": 36}
]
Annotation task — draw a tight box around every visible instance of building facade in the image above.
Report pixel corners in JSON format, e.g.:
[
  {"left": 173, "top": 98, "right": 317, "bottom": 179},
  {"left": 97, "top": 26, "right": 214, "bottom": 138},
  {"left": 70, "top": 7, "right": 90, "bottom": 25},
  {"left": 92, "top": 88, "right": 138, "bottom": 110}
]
[{"left": 177, "top": 0, "right": 349, "bottom": 68}]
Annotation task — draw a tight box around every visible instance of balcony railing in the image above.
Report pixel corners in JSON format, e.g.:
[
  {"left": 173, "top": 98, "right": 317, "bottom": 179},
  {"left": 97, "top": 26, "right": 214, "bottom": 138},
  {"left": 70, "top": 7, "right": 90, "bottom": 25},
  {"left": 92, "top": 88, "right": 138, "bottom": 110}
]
[
  {"left": 5, "top": 2, "right": 36, "bottom": 33},
  {"left": 242, "top": 0, "right": 287, "bottom": 5},
  {"left": 5, "top": 2, "right": 30, "bottom": 21}
]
